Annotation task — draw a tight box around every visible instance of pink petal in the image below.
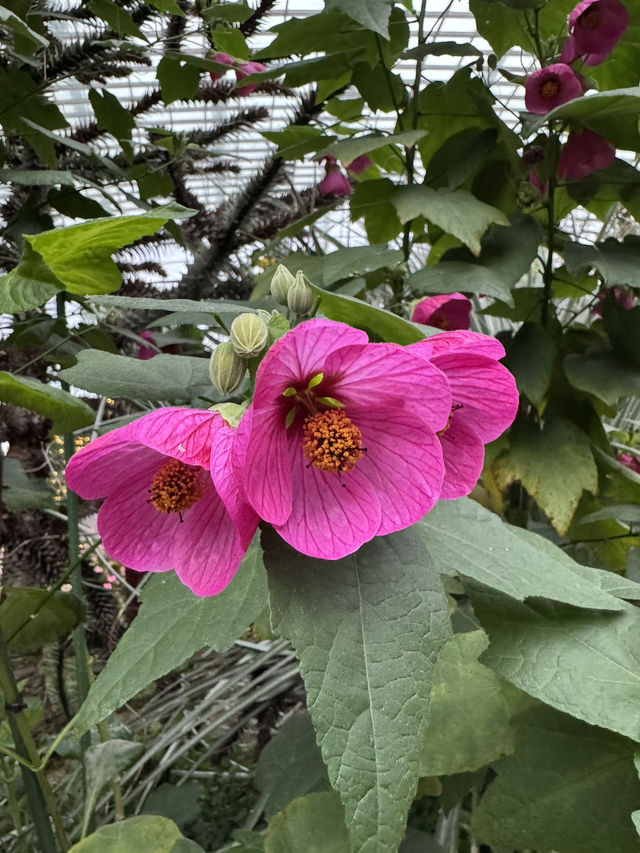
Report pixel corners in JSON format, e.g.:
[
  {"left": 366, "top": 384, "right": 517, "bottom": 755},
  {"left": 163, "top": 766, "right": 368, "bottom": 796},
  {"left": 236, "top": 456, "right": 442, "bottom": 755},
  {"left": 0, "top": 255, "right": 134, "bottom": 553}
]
[
  {"left": 410, "top": 330, "right": 507, "bottom": 360},
  {"left": 318, "top": 170, "right": 353, "bottom": 196},
  {"left": 275, "top": 441, "right": 382, "bottom": 559},
  {"left": 325, "top": 343, "right": 452, "bottom": 433},
  {"left": 354, "top": 407, "right": 444, "bottom": 535},
  {"left": 235, "top": 405, "right": 293, "bottom": 526},
  {"left": 128, "top": 407, "right": 221, "bottom": 469},
  {"left": 210, "top": 421, "right": 259, "bottom": 548},
  {"left": 173, "top": 488, "right": 246, "bottom": 595},
  {"left": 411, "top": 293, "right": 471, "bottom": 330},
  {"left": 65, "top": 428, "right": 160, "bottom": 500},
  {"left": 253, "top": 319, "right": 368, "bottom": 408},
  {"left": 432, "top": 353, "right": 519, "bottom": 443},
  {"left": 438, "top": 415, "right": 486, "bottom": 500}
]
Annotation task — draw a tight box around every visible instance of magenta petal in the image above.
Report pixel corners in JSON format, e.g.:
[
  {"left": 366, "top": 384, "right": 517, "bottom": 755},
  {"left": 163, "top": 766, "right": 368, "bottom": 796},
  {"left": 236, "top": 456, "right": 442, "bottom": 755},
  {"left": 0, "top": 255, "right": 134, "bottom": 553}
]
[
  {"left": 65, "top": 428, "right": 160, "bottom": 500},
  {"left": 432, "top": 353, "right": 519, "bottom": 443},
  {"left": 439, "top": 416, "right": 486, "bottom": 500},
  {"left": 173, "top": 488, "right": 246, "bottom": 595},
  {"left": 211, "top": 422, "right": 258, "bottom": 548},
  {"left": 325, "top": 343, "right": 452, "bottom": 433},
  {"left": 276, "top": 442, "right": 382, "bottom": 559},
  {"left": 128, "top": 407, "right": 220, "bottom": 468},
  {"left": 238, "top": 405, "right": 293, "bottom": 525},
  {"left": 355, "top": 407, "right": 444, "bottom": 535},
  {"left": 98, "top": 465, "right": 181, "bottom": 574},
  {"left": 411, "top": 293, "right": 471, "bottom": 330},
  {"left": 410, "top": 330, "right": 507, "bottom": 360},
  {"left": 253, "top": 319, "right": 368, "bottom": 407}
]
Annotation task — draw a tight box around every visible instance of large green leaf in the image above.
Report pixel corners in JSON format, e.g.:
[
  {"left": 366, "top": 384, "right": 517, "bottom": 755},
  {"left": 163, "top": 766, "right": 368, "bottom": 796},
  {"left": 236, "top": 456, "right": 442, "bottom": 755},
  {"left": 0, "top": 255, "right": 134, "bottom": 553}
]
[
  {"left": 420, "top": 631, "right": 514, "bottom": 776},
  {"left": 417, "top": 498, "right": 622, "bottom": 610},
  {"left": 72, "top": 542, "right": 267, "bottom": 735},
  {"left": 0, "top": 587, "right": 83, "bottom": 653},
  {"left": 472, "top": 703, "right": 640, "bottom": 853},
  {"left": 350, "top": 178, "right": 403, "bottom": 243},
  {"left": 408, "top": 262, "right": 514, "bottom": 305},
  {"left": 68, "top": 815, "right": 200, "bottom": 853},
  {"left": 265, "top": 526, "right": 451, "bottom": 853},
  {"left": 563, "top": 236, "right": 640, "bottom": 288},
  {"left": 265, "top": 792, "right": 349, "bottom": 853},
  {"left": 316, "top": 130, "right": 426, "bottom": 164},
  {"left": 82, "top": 740, "right": 144, "bottom": 836},
  {"left": 564, "top": 352, "right": 640, "bottom": 405},
  {"left": 391, "top": 186, "right": 508, "bottom": 255},
  {"left": 470, "top": 584, "right": 640, "bottom": 742},
  {"left": 255, "top": 714, "right": 330, "bottom": 818},
  {"left": 59, "top": 352, "right": 215, "bottom": 402},
  {"left": 0, "top": 371, "right": 95, "bottom": 432},
  {"left": 320, "top": 244, "right": 403, "bottom": 286},
  {"left": 2, "top": 457, "right": 53, "bottom": 511},
  {"left": 324, "top": 0, "right": 395, "bottom": 38},
  {"left": 0, "top": 242, "right": 64, "bottom": 313},
  {"left": 504, "top": 323, "right": 556, "bottom": 405},
  {"left": 493, "top": 418, "right": 598, "bottom": 535},
  {"left": 25, "top": 204, "right": 193, "bottom": 296}
]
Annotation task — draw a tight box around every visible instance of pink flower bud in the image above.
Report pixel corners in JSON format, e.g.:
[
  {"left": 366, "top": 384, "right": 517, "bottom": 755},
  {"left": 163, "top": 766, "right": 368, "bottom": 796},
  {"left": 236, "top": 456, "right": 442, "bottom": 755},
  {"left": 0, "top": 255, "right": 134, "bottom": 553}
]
[
  {"left": 558, "top": 128, "right": 615, "bottom": 180},
  {"left": 209, "top": 52, "right": 235, "bottom": 83},
  {"left": 236, "top": 60, "right": 267, "bottom": 95},
  {"left": 524, "top": 63, "right": 583, "bottom": 114}
]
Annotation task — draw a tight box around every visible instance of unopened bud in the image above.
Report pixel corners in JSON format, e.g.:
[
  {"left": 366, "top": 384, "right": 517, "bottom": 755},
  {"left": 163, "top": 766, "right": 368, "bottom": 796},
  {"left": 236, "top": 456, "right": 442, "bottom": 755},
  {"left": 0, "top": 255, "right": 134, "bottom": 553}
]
[
  {"left": 270, "top": 265, "right": 295, "bottom": 305},
  {"left": 287, "top": 271, "right": 314, "bottom": 316},
  {"left": 209, "top": 342, "right": 245, "bottom": 395},
  {"left": 230, "top": 312, "right": 268, "bottom": 358}
]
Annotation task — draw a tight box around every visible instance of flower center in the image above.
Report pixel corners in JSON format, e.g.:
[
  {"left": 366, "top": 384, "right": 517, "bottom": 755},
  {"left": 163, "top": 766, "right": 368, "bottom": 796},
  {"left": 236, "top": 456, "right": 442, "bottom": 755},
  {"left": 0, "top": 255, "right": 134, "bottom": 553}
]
[
  {"left": 541, "top": 79, "right": 559, "bottom": 99},
  {"left": 431, "top": 312, "right": 451, "bottom": 331},
  {"left": 579, "top": 6, "right": 601, "bottom": 29},
  {"left": 149, "top": 459, "right": 204, "bottom": 515},
  {"left": 302, "top": 410, "right": 364, "bottom": 473}
]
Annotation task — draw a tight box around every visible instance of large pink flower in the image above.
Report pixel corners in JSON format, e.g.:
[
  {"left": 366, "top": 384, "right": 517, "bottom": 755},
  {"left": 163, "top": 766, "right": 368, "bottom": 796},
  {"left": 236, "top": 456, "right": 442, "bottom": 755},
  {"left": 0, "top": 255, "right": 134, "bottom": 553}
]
[
  {"left": 558, "top": 128, "right": 615, "bottom": 180},
  {"left": 408, "top": 331, "right": 519, "bottom": 499},
  {"left": 411, "top": 293, "right": 472, "bottom": 330},
  {"left": 65, "top": 408, "right": 257, "bottom": 596},
  {"left": 524, "top": 63, "right": 583, "bottom": 114},
  {"left": 562, "top": 0, "right": 629, "bottom": 66},
  {"left": 233, "top": 319, "right": 452, "bottom": 559},
  {"left": 318, "top": 156, "right": 352, "bottom": 197}
]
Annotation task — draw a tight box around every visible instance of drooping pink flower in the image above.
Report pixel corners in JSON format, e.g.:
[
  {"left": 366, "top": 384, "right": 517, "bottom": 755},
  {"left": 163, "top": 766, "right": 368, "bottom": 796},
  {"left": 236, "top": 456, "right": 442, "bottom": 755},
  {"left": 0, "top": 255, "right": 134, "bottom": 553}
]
[
  {"left": 592, "top": 284, "right": 636, "bottom": 316},
  {"left": 232, "top": 319, "right": 452, "bottom": 559},
  {"left": 236, "top": 60, "right": 267, "bottom": 95},
  {"left": 563, "top": 0, "right": 629, "bottom": 66},
  {"left": 65, "top": 408, "right": 258, "bottom": 596},
  {"left": 408, "top": 331, "right": 519, "bottom": 500},
  {"left": 318, "top": 157, "right": 352, "bottom": 197},
  {"left": 209, "top": 51, "right": 235, "bottom": 83},
  {"left": 347, "top": 155, "right": 373, "bottom": 175},
  {"left": 411, "top": 293, "right": 472, "bottom": 331},
  {"left": 619, "top": 452, "right": 640, "bottom": 474},
  {"left": 558, "top": 128, "right": 615, "bottom": 180},
  {"left": 524, "top": 63, "right": 583, "bottom": 114}
]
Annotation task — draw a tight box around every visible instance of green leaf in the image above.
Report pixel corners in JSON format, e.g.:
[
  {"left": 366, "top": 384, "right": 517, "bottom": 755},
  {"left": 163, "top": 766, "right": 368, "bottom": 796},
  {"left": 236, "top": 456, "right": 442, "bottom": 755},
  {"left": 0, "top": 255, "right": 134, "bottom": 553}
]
[
  {"left": 563, "top": 236, "right": 640, "bottom": 288},
  {"left": 408, "top": 262, "right": 514, "bottom": 306},
  {"left": 425, "top": 127, "right": 499, "bottom": 191},
  {"left": 417, "top": 498, "right": 622, "bottom": 611},
  {"left": 321, "top": 244, "right": 403, "bottom": 285},
  {"left": 26, "top": 204, "right": 193, "bottom": 296},
  {"left": 265, "top": 792, "right": 349, "bottom": 853},
  {"left": 68, "top": 816, "right": 189, "bottom": 853},
  {"left": 82, "top": 740, "right": 144, "bottom": 836},
  {"left": 493, "top": 418, "right": 598, "bottom": 535},
  {"left": 201, "top": 2, "right": 252, "bottom": 22},
  {"left": 469, "top": 585, "right": 640, "bottom": 742},
  {"left": 86, "top": 0, "right": 144, "bottom": 38},
  {"left": 143, "top": 782, "right": 202, "bottom": 828},
  {"left": 472, "top": 703, "right": 640, "bottom": 853},
  {"left": 316, "top": 130, "right": 426, "bottom": 164},
  {"left": 603, "top": 301, "right": 640, "bottom": 367},
  {"left": 88, "top": 88, "right": 136, "bottom": 158},
  {"left": 0, "top": 587, "right": 83, "bottom": 653},
  {"left": 59, "top": 352, "right": 215, "bottom": 402},
  {"left": 0, "top": 5, "right": 49, "bottom": 48},
  {"left": 255, "top": 714, "right": 330, "bottom": 819},
  {"left": 403, "top": 41, "right": 483, "bottom": 60},
  {"left": 157, "top": 55, "right": 201, "bottom": 105},
  {"left": 0, "top": 242, "right": 63, "bottom": 313},
  {"left": 564, "top": 352, "right": 640, "bottom": 406},
  {"left": 72, "top": 541, "right": 267, "bottom": 735},
  {"left": 0, "top": 169, "right": 75, "bottom": 186},
  {"left": 86, "top": 293, "right": 258, "bottom": 319},
  {"left": 265, "top": 526, "right": 452, "bottom": 853},
  {"left": 531, "top": 87, "right": 640, "bottom": 136},
  {"left": 350, "top": 179, "right": 403, "bottom": 243},
  {"left": 310, "top": 285, "right": 423, "bottom": 344},
  {"left": 504, "top": 323, "right": 556, "bottom": 405},
  {"left": 2, "top": 456, "right": 53, "bottom": 511},
  {"left": 581, "top": 503, "right": 640, "bottom": 526},
  {"left": 324, "top": 0, "right": 395, "bottom": 38},
  {"left": 391, "top": 186, "right": 509, "bottom": 255},
  {"left": 420, "top": 631, "right": 514, "bottom": 776},
  {"left": 0, "top": 371, "right": 95, "bottom": 432}
]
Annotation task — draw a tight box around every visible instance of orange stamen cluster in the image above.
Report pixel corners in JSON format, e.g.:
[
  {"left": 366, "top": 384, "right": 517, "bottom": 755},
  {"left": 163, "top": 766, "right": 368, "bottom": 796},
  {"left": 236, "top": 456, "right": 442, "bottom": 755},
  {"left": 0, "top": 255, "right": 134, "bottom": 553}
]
[
  {"left": 149, "top": 459, "right": 204, "bottom": 514},
  {"left": 302, "top": 410, "right": 364, "bottom": 473},
  {"left": 541, "top": 80, "right": 560, "bottom": 99}
]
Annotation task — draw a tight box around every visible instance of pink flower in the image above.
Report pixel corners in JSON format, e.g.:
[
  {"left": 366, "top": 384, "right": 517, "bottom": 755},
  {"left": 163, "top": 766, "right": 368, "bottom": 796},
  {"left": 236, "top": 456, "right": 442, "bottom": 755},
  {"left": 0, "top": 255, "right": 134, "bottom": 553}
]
[
  {"left": 619, "top": 452, "right": 640, "bottom": 474},
  {"left": 592, "top": 284, "right": 635, "bottom": 316},
  {"left": 408, "top": 331, "right": 519, "bottom": 500},
  {"left": 524, "top": 63, "right": 583, "bottom": 114},
  {"left": 317, "top": 157, "right": 352, "bottom": 197},
  {"left": 233, "top": 319, "right": 452, "bottom": 559},
  {"left": 411, "top": 293, "right": 472, "bottom": 331},
  {"left": 347, "top": 155, "right": 373, "bottom": 175},
  {"left": 558, "top": 128, "right": 615, "bottom": 180},
  {"left": 528, "top": 171, "right": 549, "bottom": 196},
  {"left": 137, "top": 330, "right": 179, "bottom": 360},
  {"left": 563, "top": 0, "right": 629, "bottom": 66},
  {"left": 236, "top": 60, "right": 267, "bottom": 95},
  {"left": 65, "top": 408, "right": 258, "bottom": 596},
  {"left": 209, "top": 51, "right": 235, "bottom": 82}
]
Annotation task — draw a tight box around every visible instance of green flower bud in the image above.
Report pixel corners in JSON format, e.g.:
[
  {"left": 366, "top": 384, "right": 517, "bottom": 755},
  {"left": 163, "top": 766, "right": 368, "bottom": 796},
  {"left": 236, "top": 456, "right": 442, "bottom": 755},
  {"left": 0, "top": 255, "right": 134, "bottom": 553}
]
[
  {"left": 230, "top": 312, "right": 268, "bottom": 359},
  {"left": 209, "top": 341, "right": 245, "bottom": 395},
  {"left": 287, "top": 271, "right": 314, "bottom": 317},
  {"left": 270, "top": 265, "right": 295, "bottom": 305}
]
